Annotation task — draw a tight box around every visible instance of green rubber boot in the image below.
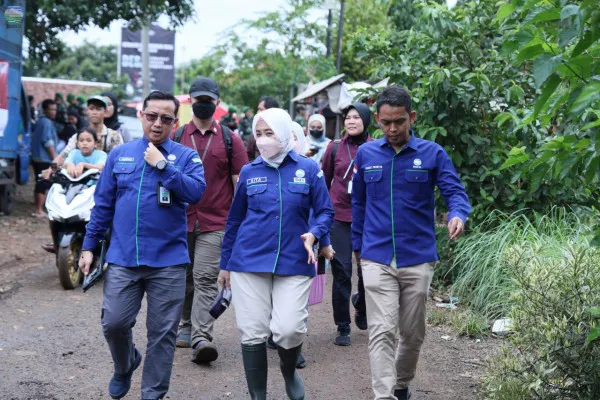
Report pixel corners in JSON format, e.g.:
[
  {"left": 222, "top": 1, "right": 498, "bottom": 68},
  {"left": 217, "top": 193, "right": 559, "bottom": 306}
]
[
  {"left": 241, "top": 343, "right": 268, "bottom": 400},
  {"left": 277, "top": 344, "right": 305, "bottom": 400}
]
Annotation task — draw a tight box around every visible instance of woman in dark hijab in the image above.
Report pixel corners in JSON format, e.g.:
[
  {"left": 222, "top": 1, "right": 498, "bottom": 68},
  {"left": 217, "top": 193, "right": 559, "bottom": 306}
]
[
  {"left": 321, "top": 102, "right": 373, "bottom": 346},
  {"left": 101, "top": 92, "right": 132, "bottom": 142}
]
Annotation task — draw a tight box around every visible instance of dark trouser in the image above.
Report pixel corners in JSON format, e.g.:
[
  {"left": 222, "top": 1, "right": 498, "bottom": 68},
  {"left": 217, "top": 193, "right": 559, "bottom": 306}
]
[
  {"left": 32, "top": 161, "right": 52, "bottom": 194},
  {"left": 102, "top": 264, "right": 186, "bottom": 399},
  {"left": 330, "top": 220, "right": 366, "bottom": 328}
]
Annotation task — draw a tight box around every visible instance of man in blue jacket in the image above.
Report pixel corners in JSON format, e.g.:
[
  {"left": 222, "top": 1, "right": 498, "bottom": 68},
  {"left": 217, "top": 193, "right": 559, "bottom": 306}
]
[
  {"left": 352, "top": 86, "right": 471, "bottom": 400},
  {"left": 79, "top": 91, "right": 206, "bottom": 400}
]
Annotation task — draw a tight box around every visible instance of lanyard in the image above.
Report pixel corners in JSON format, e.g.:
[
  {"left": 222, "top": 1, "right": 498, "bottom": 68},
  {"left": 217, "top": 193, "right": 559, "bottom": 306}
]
[
  {"left": 343, "top": 142, "right": 355, "bottom": 180},
  {"left": 190, "top": 132, "right": 214, "bottom": 162}
]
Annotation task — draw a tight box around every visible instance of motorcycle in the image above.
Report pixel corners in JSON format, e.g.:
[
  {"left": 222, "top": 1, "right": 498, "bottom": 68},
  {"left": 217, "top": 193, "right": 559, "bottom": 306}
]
[{"left": 44, "top": 168, "right": 99, "bottom": 289}]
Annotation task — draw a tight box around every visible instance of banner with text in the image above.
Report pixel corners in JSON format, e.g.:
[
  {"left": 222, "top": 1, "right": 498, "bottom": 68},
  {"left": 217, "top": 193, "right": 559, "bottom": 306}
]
[{"left": 120, "top": 25, "right": 175, "bottom": 98}]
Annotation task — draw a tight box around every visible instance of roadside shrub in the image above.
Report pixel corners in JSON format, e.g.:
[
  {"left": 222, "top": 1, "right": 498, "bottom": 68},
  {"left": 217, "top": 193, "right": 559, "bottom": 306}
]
[
  {"left": 479, "top": 242, "right": 600, "bottom": 399},
  {"left": 449, "top": 208, "right": 590, "bottom": 320}
]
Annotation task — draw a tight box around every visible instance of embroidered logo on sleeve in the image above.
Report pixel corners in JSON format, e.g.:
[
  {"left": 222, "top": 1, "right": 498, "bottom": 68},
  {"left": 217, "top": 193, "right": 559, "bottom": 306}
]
[
  {"left": 192, "top": 157, "right": 202, "bottom": 163},
  {"left": 317, "top": 170, "right": 324, "bottom": 178}
]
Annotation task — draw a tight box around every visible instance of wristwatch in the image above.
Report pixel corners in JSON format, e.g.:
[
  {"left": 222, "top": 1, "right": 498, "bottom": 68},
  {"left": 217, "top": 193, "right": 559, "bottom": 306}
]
[{"left": 156, "top": 160, "right": 167, "bottom": 171}]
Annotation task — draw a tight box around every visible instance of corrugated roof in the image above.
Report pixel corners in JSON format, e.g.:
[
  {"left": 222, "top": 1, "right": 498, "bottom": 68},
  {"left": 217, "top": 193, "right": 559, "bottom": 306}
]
[{"left": 291, "top": 73, "right": 345, "bottom": 102}]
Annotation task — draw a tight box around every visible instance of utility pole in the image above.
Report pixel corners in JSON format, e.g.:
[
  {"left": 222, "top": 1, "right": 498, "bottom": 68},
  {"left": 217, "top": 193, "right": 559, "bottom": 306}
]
[
  {"left": 336, "top": 0, "right": 345, "bottom": 72},
  {"left": 180, "top": 45, "right": 185, "bottom": 94},
  {"left": 142, "top": 25, "right": 150, "bottom": 97},
  {"left": 326, "top": 9, "right": 333, "bottom": 58}
]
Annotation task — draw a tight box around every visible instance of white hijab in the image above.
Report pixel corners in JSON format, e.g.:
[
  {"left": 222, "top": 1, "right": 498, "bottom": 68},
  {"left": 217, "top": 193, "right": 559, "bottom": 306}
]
[
  {"left": 307, "top": 114, "right": 327, "bottom": 140},
  {"left": 291, "top": 121, "right": 307, "bottom": 154},
  {"left": 252, "top": 108, "right": 295, "bottom": 168}
]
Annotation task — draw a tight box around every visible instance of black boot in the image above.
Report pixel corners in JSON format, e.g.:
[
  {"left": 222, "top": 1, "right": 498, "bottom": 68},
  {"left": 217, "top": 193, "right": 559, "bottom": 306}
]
[
  {"left": 277, "top": 344, "right": 305, "bottom": 400},
  {"left": 394, "top": 388, "right": 412, "bottom": 400},
  {"left": 241, "top": 343, "right": 268, "bottom": 400}
]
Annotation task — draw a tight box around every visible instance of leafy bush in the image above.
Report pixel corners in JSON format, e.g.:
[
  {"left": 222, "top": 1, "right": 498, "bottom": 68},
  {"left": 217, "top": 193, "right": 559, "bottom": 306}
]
[
  {"left": 479, "top": 241, "right": 600, "bottom": 399},
  {"left": 449, "top": 208, "right": 591, "bottom": 320}
]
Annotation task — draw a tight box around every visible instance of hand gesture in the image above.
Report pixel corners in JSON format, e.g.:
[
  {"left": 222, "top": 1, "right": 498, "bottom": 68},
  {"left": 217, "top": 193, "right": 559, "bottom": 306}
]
[
  {"left": 144, "top": 142, "right": 166, "bottom": 168},
  {"left": 448, "top": 217, "right": 465, "bottom": 240},
  {"left": 301, "top": 233, "right": 317, "bottom": 264},
  {"left": 66, "top": 164, "right": 78, "bottom": 178},
  {"left": 218, "top": 270, "right": 231, "bottom": 290},
  {"left": 41, "top": 168, "right": 52, "bottom": 180},
  {"left": 78, "top": 250, "right": 94, "bottom": 276},
  {"left": 74, "top": 164, "right": 85, "bottom": 178},
  {"left": 318, "top": 245, "right": 336, "bottom": 260}
]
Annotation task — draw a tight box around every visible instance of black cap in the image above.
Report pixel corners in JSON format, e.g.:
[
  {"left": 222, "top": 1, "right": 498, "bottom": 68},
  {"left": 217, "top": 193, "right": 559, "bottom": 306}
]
[{"left": 189, "top": 77, "right": 219, "bottom": 100}]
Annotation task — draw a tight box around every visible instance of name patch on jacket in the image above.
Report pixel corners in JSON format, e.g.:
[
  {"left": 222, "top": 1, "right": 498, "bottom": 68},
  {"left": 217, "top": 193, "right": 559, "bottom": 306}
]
[
  {"left": 365, "top": 165, "right": 383, "bottom": 171},
  {"left": 293, "top": 177, "right": 306, "bottom": 184},
  {"left": 247, "top": 177, "right": 267, "bottom": 185},
  {"left": 118, "top": 157, "right": 135, "bottom": 162}
]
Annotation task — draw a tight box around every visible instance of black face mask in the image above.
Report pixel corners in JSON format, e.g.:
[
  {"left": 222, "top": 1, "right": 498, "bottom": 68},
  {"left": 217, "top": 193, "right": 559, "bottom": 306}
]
[
  {"left": 309, "top": 129, "right": 324, "bottom": 138},
  {"left": 192, "top": 101, "right": 216, "bottom": 119}
]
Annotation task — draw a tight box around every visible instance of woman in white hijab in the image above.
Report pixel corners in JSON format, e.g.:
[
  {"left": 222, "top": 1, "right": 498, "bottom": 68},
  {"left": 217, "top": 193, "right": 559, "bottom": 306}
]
[
  {"left": 291, "top": 121, "right": 308, "bottom": 155},
  {"left": 306, "top": 114, "right": 330, "bottom": 166},
  {"left": 218, "top": 108, "right": 334, "bottom": 400}
]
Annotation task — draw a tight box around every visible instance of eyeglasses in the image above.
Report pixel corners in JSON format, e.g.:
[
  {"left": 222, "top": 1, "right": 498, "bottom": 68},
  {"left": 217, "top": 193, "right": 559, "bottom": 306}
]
[{"left": 143, "top": 112, "right": 176, "bottom": 125}]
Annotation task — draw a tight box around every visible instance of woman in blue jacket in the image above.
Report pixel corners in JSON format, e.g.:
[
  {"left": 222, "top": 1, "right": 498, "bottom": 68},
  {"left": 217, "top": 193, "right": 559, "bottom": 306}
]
[{"left": 218, "top": 108, "right": 334, "bottom": 400}]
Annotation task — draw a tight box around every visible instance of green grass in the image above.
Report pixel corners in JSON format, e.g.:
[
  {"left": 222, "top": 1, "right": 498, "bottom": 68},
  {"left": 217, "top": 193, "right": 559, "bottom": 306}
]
[
  {"left": 448, "top": 207, "right": 592, "bottom": 320},
  {"left": 428, "top": 308, "right": 489, "bottom": 338}
]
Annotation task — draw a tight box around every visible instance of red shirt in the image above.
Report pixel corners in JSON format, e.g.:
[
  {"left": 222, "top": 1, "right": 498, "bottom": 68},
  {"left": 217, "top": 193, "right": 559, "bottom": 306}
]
[
  {"left": 172, "top": 120, "right": 249, "bottom": 232},
  {"left": 322, "top": 135, "right": 372, "bottom": 223}
]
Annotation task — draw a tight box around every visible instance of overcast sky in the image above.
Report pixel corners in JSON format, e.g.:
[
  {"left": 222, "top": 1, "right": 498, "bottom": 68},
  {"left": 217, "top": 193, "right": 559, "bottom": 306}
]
[{"left": 58, "top": 0, "right": 287, "bottom": 66}]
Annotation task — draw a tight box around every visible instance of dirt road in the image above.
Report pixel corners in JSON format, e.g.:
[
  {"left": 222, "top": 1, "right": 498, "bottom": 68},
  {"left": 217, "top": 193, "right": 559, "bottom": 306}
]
[{"left": 0, "top": 184, "right": 497, "bottom": 399}]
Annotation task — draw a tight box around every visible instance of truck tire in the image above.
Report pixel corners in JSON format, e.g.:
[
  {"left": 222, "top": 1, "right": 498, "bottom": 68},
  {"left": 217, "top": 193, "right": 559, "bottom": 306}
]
[
  {"left": 0, "top": 184, "right": 16, "bottom": 215},
  {"left": 57, "top": 241, "right": 82, "bottom": 290}
]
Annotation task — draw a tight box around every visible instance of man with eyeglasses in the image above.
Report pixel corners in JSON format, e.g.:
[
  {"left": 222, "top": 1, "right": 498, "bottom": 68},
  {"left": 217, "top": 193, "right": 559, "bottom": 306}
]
[
  {"left": 79, "top": 91, "right": 207, "bottom": 400},
  {"left": 172, "top": 77, "right": 248, "bottom": 364}
]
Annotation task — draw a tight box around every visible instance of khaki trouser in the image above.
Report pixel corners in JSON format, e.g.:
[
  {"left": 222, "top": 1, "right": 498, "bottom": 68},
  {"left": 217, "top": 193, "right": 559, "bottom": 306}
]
[
  {"left": 230, "top": 272, "right": 312, "bottom": 349},
  {"left": 361, "top": 259, "right": 435, "bottom": 400},
  {"left": 178, "top": 229, "right": 224, "bottom": 346}
]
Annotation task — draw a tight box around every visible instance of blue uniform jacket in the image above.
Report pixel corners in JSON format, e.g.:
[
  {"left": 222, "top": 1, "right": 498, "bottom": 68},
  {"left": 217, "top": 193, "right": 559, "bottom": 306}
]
[
  {"left": 351, "top": 134, "right": 471, "bottom": 268},
  {"left": 220, "top": 151, "right": 334, "bottom": 277},
  {"left": 83, "top": 136, "right": 206, "bottom": 267}
]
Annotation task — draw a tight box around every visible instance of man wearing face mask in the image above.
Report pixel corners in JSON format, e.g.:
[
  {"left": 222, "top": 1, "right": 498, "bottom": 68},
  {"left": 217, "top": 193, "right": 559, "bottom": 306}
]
[{"left": 171, "top": 77, "right": 249, "bottom": 364}]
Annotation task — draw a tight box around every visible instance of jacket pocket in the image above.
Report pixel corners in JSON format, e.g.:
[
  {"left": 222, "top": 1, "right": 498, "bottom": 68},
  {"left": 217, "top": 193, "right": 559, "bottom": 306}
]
[
  {"left": 113, "top": 163, "right": 136, "bottom": 188},
  {"left": 247, "top": 184, "right": 267, "bottom": 210},
  {"left": 365, "top": 169, "right": 385, "bottom": 199},
  {"left": 404, "top": 170, "right": 431, "bottom": 199},
  {"left": 287, "top": 182, "right": 310, "bottom": 207}
]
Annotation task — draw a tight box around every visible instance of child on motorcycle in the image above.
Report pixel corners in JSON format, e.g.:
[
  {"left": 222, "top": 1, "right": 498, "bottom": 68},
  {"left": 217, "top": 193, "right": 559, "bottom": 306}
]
[
  {"left": 41, "top": 128, "right": 107, "bottom": 254},
  {"left": 43, "top": 127, "right": 107, "bottom": 180}
]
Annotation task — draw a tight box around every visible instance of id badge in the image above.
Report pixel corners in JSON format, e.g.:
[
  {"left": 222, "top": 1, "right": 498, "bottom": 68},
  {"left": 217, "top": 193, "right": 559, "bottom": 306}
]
[
  {"left": 157, "top": 182, "right": 172, "bottom": 207},
  {"left": 347, "top": 180, "right": 353, "bottom": 194}
]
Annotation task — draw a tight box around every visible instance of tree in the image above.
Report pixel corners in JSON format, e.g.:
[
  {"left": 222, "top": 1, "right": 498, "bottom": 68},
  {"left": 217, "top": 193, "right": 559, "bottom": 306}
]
[
  {"left": 496, "top": 0, "right": 600, "bottom": 240},
  {"left": 24, "top": 0, "right": 194, "bottom": 63},
  {"left": 23, "top": 42, "right": 128, "bottom": 98},
  {"left": 178, "top": 0, "right": 337, "bottom": 109}
]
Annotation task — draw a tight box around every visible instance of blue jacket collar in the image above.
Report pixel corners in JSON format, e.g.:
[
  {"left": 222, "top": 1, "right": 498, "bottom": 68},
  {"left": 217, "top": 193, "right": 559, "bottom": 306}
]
[
  {"left": 379, "top": 130, "right": 419, "bottom": 151},
  {"left": 251, "top": 150, "right": 300, "bottom": 166},
  {"left": 142, "top": 135, "right": 174, "bottom": 153}
]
